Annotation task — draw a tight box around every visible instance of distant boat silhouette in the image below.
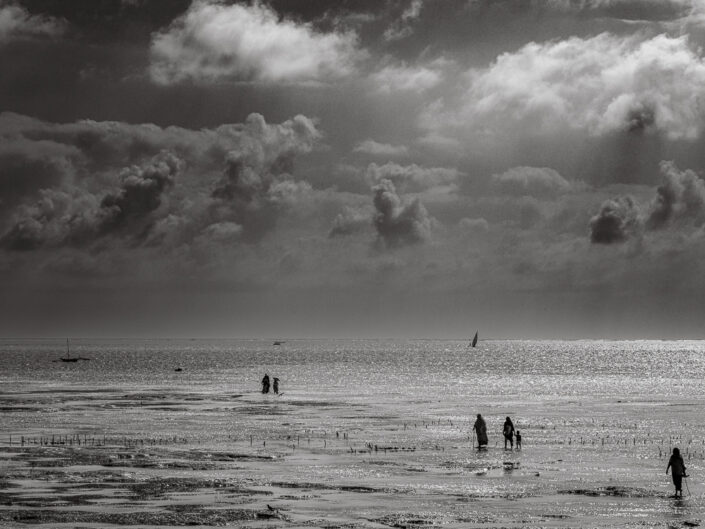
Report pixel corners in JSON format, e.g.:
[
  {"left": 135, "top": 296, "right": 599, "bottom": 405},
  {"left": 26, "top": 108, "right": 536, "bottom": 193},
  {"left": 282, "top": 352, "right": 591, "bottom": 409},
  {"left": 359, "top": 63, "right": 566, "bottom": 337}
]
[
  {"left": 273, "top": 341, "right": 285, "bottom": 346},
  {"left": 471, "top": 331, "right": 478, "bottom": 348},
  {"left": 54, "top": 338, "right": 90, "bottom": 362}
]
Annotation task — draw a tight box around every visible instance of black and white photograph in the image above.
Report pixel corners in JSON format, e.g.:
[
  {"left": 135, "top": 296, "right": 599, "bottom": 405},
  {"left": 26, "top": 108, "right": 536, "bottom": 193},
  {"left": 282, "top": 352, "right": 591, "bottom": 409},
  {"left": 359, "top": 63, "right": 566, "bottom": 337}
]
[{"left": 2, "top": 0, "right": 705, "bottom": 526}]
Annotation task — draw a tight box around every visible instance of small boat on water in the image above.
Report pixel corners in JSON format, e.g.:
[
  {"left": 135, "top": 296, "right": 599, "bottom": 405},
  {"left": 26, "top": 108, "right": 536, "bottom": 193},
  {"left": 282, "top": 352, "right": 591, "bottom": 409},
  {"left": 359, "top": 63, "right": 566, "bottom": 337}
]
[
  {"left": 273, "top": 341, "right": 285, "bottom": 346},
  {"left": 470, "top": 331, "right": 478, "bottom": 348},
  {"left": 54, "top": 339, "right": 90, "bottom": 362}
]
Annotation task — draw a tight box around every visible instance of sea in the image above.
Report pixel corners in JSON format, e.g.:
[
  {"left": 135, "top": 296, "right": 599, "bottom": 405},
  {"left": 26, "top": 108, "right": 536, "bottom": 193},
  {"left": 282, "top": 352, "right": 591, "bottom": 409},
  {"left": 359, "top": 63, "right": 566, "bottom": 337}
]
[{"left": 1, "top": 339, "right": 704, "bottom": 528}]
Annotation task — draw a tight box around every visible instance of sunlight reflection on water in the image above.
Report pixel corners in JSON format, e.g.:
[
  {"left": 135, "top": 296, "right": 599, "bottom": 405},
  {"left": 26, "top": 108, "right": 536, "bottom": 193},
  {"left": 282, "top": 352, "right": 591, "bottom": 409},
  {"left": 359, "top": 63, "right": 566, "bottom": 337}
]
[{"left": 2, "top": 339, "right": 704, "bottom": 527}]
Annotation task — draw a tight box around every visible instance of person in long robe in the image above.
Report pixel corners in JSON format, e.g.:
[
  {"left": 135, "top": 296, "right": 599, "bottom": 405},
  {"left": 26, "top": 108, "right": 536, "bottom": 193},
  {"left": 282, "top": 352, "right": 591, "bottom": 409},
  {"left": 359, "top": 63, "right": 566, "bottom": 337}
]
[
  {"left": 503, "top": 417, "right": 515, "bottom": 450},
  {"left": 261, "top": 374, "right": 270, "bottom": 394},
  {"left": 473, "top": 414, "right": 488, "bottom": 448},
  {"left": 667, "top": 447, "right": 687, "bottom": 498}
]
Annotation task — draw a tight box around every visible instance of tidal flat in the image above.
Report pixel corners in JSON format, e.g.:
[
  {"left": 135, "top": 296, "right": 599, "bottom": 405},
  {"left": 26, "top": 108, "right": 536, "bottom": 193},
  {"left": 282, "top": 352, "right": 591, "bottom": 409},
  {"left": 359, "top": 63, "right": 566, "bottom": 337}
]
[{"left": 1, "top": 338, "right": 704, "bottom": 528}]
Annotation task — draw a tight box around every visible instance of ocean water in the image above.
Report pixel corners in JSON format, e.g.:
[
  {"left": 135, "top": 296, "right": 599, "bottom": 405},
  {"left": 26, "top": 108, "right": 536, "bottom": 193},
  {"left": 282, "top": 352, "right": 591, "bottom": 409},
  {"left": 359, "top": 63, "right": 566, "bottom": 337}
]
[{"left": 1, "top": 339, "right": 704, "bottom": 527}]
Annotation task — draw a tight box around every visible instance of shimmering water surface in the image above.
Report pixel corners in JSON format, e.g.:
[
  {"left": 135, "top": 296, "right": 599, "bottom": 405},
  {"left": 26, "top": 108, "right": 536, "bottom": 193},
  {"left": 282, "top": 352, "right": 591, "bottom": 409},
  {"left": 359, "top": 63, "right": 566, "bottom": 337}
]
[{"left": 1, "top": 339, "right": 704, "bottom": 528}]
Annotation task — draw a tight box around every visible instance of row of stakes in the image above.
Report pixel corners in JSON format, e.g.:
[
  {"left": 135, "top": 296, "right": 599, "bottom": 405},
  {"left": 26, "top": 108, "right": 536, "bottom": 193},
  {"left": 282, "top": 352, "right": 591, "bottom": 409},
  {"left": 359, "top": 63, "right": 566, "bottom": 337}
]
[
  {"left": 8, "top": 434, "right": 189, "bottom": 447},
  {"left": 6, "top": 419, "right": 705, "bottom": 459}
]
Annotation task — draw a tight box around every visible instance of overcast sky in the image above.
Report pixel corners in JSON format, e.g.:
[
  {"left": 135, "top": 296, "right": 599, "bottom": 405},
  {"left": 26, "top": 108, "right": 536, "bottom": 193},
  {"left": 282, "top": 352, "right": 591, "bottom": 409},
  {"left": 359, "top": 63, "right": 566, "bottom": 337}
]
[{"left": 3, "top": 0, "right": 705, "bottom": 338}]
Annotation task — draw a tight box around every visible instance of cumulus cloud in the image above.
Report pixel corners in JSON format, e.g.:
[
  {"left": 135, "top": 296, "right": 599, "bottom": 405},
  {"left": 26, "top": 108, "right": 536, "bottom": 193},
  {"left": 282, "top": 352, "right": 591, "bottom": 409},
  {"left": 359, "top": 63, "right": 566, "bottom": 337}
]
[
  {"left": 204, "top": 114, "right": 321, "bottom": 242},
  {"left": 353, "top": 139, "right": 409, "bottom": 157},
  {"left": 0, "top": 111, "right": 314, "bottom": 173},
  {"left": 1, "top": 189, "right": 71, "bottom": 251},
  {"left": 459, "top": 217, "right": 489, "bottom": 232},
  {"left": 200, "top": 221, "right": 243, "bottom": 242},
  {"left": 365, "top": 162, "right": 460, "bottom": 193},
  {"left": 647, "top": 160, "right": 705, "bottom": 229},
  {"left": 383, "top": 0, "right": 424, "bottom": 41},
  {"left": 589, "top": 161, "right": 705, "bottom": 244},
  {"left": 0, "top": 151, "right": 181, "bottom": 251},
  {"left": 328, "top": 207, "right": 370, "bottom": 238},
  {"left": 490, "top": 166, "right": 575, "bottom": 198},
  {"left": 0, "top": 1, "right": 65, "bottom": 44},
  {"left": 98, "top": 151, "right": 180, "bottom": 236},
  {"left": 0, "top": 110, "right": 319, "bottom": 190},
  {"left": 0, "top": 140, "right": 79, "bottom": 210},
  {"left": 589, "top": 195, "right": 642, "bottom": 244},
  {"left": 454, "top": 33, "right": 705, "bottom": 140},
  {"left": 369, "top": 61, "right": 444, "bottom": 94},
  {"left": 150, "top": 1, "right": 362, "bottom": 84},
  {"left": 373, "top": 178, "right": 431, "bottom": 247},
  {"left": 0, "top": 112, "right": 323, "bottom": 254}
]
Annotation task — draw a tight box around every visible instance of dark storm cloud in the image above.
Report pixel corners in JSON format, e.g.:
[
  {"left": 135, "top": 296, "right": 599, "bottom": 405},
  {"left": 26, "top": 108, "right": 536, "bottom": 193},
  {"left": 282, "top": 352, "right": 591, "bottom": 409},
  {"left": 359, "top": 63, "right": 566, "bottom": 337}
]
[
  {"left": 207, "top": 113, "right": 320, "bottom": 242},
  {"left": 588, "top": 195, "right": 641, "bottom": 244},
  {"left": 647, "top": 161, "right": 705, "bottom": 229},
  {"left": 1, "top": 187, "right": 95, "bottom": 251},
  {"left": 97, "top": 151, "right": 180, "bottom": 236},
  {"left": 589, "top": 161, "right": 705, "bottom": 244},
  {"left": 211, "top": 114, "right": 320, "bottom": 201},
  {"left": 373, "top": 179, "right": 431, "bottom": 247},
  {"left": 0, "top": 151, "right": 181, "bottom": 251},
  {"left": 0, "top": 112, "right": 203, "bottom": 171},
  {"left": 0, "top": 138, "right": 77, "bottom": 209},
  {"left": 0, "top": 112, "right": 322, "bottom": 252},
  {"left": 0, "top": 111, "right": 319, "bottom": 182}
]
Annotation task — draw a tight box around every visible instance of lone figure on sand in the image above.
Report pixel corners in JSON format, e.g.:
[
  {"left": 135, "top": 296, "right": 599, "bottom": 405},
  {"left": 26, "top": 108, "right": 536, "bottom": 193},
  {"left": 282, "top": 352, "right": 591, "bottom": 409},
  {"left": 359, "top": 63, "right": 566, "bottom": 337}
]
[
  {"left": 667, "top": 447, "right": 687, "bottom": 498},
  {"left": 503, "top": 417, "right": 515, "bottom": 450},
  {"left": 473, "top": 414, "right": 488, "bottom": 449},
  {"left": 261, "top": 374, "right": 270, "bottom": 394}
]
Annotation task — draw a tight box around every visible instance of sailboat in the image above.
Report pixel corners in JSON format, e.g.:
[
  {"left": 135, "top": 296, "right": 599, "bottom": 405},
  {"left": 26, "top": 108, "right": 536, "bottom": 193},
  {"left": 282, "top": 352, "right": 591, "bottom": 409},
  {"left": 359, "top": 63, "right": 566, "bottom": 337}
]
[
  {"left": 470, "top": 331, "right": 478, "bottom": 348},
  {"left": 55, "top": 339, "right": 90, "bottom": 362}
]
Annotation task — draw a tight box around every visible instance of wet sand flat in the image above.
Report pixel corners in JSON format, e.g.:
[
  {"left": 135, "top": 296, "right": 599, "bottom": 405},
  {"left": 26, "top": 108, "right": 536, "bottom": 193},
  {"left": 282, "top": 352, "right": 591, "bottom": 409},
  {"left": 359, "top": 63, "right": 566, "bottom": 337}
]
[{"left": 1, "top": 339, "right": 704, "bottom": 528}]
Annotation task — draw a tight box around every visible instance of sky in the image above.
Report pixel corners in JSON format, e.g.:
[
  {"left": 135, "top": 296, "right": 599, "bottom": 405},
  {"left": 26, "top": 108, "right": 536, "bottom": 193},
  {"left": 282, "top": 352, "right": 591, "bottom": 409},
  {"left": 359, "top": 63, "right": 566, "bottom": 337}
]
[{"left": 2, "top": 0, "right": 705, "bottom": 339}]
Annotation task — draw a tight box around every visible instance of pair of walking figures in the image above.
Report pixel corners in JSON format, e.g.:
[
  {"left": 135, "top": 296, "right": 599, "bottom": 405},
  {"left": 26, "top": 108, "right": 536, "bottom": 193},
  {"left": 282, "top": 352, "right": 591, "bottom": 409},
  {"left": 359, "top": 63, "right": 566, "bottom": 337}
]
[
  {"left": 261, "top": 374, "right": 279, "bottom": 394},
  {"left": 472, "top": 415, "right": 521, "bottom": 450}
]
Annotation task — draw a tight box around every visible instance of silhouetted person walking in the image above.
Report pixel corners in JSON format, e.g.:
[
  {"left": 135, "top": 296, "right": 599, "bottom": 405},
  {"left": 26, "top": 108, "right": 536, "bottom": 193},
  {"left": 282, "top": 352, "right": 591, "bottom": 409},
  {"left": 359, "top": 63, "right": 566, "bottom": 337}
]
[
  {"left": 261, "top": 374, "right": 270, "bottom": 394},
  {"left": 515, "top": 430, "right": 522, "bottom": 450},
  {"left": 273, "top": 377, "right": 279, "bottom": 394},
  {"left": 473, "top": 414, "right": 488, "bottom": 449},
  {"left": 667, "top": 447, "right": 687, "bottom": 498},
  {"left": 503, "top": 417, "right": 515, "bottom": 450}
]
